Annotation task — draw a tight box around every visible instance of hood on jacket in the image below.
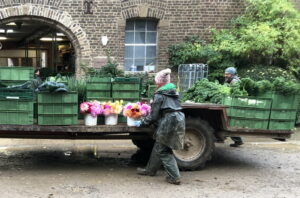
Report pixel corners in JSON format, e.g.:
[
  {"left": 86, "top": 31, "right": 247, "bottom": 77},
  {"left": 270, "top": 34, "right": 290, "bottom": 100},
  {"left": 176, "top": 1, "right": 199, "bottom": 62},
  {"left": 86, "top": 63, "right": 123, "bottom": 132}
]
[{"left": 156, "top": 83, "right": 179, "bottom": 98}]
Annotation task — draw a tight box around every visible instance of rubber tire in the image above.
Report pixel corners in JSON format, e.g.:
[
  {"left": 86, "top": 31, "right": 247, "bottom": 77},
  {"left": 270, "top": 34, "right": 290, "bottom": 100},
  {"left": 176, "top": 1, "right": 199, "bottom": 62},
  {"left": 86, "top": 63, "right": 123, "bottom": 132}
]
[
  {"left": 174, "top": 117, "right": 215, "bottom": 170},
  {"left": 132, "top": 139, "right": 155, "bottom": 151}
]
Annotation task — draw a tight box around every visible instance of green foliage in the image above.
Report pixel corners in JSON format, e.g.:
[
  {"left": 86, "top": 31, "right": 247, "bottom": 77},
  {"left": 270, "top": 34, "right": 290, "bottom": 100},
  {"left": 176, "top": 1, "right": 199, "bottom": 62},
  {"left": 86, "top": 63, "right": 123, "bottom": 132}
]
[
  {"left": 273, "top": 77, "right": 300, "bottom": 95},
  {"left": 124, "top": 72, "right": 155, "bottom": 97},
  {"left": 65, "top": 76, "right": 87, "bottom": 103},
  {"left": 168, "top": 36, "right": 234, "bottom": 81},
  {"left": 183, "top": 77, "right": 300, "bottom": 104},
  {"left": 82, "top": 60, "right": 124, "bottom": 78},
  {"left": 212, "top": 0, "right": 300, "bottom": 73},
  {"left": 81, "top": 49, "right": 124, "bottom": 78},
  {"left": 239, "top": 65, "right": 297, "bottom": 81},
  {"left": 168, "top": 0, "right": 300, "bottom": 81},
  {"left": 183, "top": 79, "right": 231, "bottom": 104}
]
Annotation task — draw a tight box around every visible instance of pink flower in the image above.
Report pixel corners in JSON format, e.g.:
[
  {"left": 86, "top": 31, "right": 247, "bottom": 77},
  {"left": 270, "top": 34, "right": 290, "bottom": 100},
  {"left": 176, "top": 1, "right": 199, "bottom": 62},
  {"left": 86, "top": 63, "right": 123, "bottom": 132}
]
[
  {"left": 90, "top": 104, "right": 103, "bottom": 117},
  {"left": 80, "top": 102, "right": 90, "bottom": 113}
]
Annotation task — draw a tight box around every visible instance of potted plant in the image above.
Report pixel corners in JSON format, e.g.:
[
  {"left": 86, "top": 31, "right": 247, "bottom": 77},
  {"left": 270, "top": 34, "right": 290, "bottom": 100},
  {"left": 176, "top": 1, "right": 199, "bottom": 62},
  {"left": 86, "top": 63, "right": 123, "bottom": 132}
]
[
  {"left": 102, "top": 100, "right": 124, "bottom": 125},
  {"left": 123, "top": 102, "right": 151, "bottom": 126},
  {"left": 80, "top": 101, "right": 103, "bottom": 126}
]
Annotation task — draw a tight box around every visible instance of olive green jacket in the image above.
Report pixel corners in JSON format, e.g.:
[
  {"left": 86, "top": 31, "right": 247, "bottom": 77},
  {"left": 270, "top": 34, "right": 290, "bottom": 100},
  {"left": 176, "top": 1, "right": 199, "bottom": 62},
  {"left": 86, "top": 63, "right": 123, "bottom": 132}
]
[{"left": 142, "top": 83, "right": 185, "bottom": 150}]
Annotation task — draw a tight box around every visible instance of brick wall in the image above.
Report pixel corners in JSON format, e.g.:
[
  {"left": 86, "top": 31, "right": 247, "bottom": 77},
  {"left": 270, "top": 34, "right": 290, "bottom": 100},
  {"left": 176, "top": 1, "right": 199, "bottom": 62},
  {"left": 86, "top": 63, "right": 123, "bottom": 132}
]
[{"left": 0, "top": 0, "right": 245, "bottom": 73}]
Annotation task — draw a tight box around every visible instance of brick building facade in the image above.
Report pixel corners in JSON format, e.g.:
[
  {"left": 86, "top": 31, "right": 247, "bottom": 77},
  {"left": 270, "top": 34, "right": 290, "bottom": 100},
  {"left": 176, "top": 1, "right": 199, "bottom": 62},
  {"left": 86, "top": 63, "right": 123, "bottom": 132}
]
[{"left": 0, "top": 0, "right": 298, "bottom": 74}]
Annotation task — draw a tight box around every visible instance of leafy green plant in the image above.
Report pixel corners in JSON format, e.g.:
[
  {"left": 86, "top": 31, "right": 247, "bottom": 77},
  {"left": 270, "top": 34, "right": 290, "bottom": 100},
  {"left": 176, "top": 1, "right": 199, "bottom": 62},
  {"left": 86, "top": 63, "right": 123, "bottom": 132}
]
[
  {"left": 65, "top": 76, "right": 87, "bottom": 103},
  {"left": 211, "top": 0, "right": 300, "bottom": 76},
  {"left": 272, "top": 77, "right": 300, "bottom": 95},
  {"left": 124, "top": 72, "right": 155, "bottom": 97},
  {"left": 183, "top": 79, "right": 231, "bottom": 104},
  {"left": 238, "top": 65, "right": 297, "bottom": 81},
  {"left": 168, "top": 0, "right": 300, "bottom": 81}
]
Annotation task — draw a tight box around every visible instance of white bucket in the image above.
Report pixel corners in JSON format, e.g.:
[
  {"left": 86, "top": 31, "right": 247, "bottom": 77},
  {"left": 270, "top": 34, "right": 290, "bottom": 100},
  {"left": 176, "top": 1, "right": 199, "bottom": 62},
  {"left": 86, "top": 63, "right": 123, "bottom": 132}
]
[
  {"left": 127, "top": 117, "right": 138, "bottom": 127},
  {"left": 84, "top": 114, "right": 98, "bottom": 126},
  {"left": 105, "top": 114, "right": 118, "bottom": 125}
]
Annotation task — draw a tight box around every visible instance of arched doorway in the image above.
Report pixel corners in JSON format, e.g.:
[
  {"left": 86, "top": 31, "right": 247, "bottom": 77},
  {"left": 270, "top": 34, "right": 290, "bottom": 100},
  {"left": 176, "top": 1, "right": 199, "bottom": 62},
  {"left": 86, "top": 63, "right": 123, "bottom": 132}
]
[
  {"left": 0, "top": 18, "right": 77, "bottom": 76},
  {"left": 0, "top": 4, "right": 91, "bottom": 76}
]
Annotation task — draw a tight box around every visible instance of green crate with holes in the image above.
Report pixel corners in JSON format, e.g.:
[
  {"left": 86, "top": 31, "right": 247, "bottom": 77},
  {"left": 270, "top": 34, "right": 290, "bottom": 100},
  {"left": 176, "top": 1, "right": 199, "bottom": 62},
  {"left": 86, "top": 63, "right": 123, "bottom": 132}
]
[
  {"left": 0, "top": 98, "right": 33, "bottom": 125},
  {"left": 229, "top": 117, "right": 269, "bottom": 129},
  {"left": 227, "top": 107, "right": 271, "bottom": 119},
  {"left": 112, "top": 77, "right": 141, "bottom": 99},
  {"left": 0, "top": 67, "right": 33, "bottom": 81},
  {"left": 87, "top": 77, "right": 112, "bottom": 99},
  {"left": 37, "top": 92, "right": 78, "bottom": 125},
  {"left": 268, "top": 119, "right": 296, "bottom": 130}
]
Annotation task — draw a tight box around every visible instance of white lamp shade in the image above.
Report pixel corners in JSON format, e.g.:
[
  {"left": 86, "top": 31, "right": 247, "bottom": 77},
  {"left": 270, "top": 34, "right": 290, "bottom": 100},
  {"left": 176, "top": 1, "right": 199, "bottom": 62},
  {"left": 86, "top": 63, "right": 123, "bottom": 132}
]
[{"left": 101, "top": 36, "right": 108, "bottom": 46}]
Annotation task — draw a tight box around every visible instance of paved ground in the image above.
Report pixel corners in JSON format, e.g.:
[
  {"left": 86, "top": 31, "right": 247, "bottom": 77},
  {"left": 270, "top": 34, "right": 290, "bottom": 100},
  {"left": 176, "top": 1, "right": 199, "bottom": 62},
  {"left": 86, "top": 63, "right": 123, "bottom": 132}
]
[{"left": 0, "top": 129, "right": 299, "bottom": 198}]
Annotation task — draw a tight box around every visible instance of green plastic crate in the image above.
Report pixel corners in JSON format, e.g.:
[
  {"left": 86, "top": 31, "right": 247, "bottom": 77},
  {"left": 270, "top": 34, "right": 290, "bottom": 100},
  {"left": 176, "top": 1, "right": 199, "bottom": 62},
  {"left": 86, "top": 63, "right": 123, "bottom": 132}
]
[
  {"left": 270, "top": 109, "right": 297, "bottom": 120},
  {"left": 37, "top": 92, "right": 78, "bottom": 125},
  {"left": 268, "top": 119, "right": 295, "bottom": 130},
  {"left": 222, "top": 96, "right": 232, "bottom": 106},
  {"left": 38, "top": 103, "right": 78, "bottom": 114},
  {"left": 223, "top": 96, "right": 272, "bottom": 109},
  {"left": 231, "top": 96, "right": 272, "bottom": 109},
  {"left": 87, "top": 77, "right": 112, "bottom": 99},
  {"left": 87, "top": 90, "right": 111, "bottom": 99},
  {"left": 228, "top": 107, "right": 271, "bottom": 119},
  {"left": 0, "top": 88, "right": 34, "bottom": 99},
  {"left": 112, "top": 90, "right": 140, "bottom": 99},
  {"left": 87, "top": 97, "right": 113, "bottom": 102},
  {"left": 114, "top": 77, "right": 140, "bottom": 83},
  {"left": 87, "top": 77, "right": 112, "bottom": 90},
  {"left": 229, "top": 117, "right": 269, "bottom": 129},
  {"left": 0, "top": 80, "right": 29, "bottom": 87},
  {"left": 0, "top": 98, "right": 33, "bottom": 125},
  {"left": 0, "top": 67, "right": 33, "bottom": 81},
  {"left": 113, "top": 98, "right": 140, "bottom": 104},
  {"left": 0, "top": 98, "right": 33, "bottom": 111},
  {"left": 38, "top": 92, "right": 77, "bottom": 103},
  {"left": 272, "top": 94, "right": 299, "bottom": 110},
  {"left": 112, "top": 77, "right": 141, "bottom": 91}
]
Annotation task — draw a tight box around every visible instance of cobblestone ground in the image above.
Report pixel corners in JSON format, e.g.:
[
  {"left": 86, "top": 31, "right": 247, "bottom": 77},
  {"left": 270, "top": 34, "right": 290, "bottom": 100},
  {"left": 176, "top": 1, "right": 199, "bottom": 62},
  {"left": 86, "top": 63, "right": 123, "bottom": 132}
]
[{"left": 0, "top": 129, "right": 299, "bottom": 198}]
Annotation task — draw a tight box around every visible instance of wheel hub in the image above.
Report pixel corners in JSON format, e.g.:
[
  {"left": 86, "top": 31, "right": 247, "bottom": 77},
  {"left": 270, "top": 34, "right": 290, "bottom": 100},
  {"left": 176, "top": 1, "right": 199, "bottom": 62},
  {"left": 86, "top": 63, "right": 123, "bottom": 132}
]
[{"left": 174, "top": 128, "right": 206, "bottom": 162}]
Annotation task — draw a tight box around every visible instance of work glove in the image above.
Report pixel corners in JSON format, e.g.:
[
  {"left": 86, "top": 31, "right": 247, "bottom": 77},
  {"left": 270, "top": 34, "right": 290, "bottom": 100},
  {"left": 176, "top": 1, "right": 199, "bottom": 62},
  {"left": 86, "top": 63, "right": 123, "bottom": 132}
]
[{"left": 135, "top": 120, "right": 142, "bottom": 127}]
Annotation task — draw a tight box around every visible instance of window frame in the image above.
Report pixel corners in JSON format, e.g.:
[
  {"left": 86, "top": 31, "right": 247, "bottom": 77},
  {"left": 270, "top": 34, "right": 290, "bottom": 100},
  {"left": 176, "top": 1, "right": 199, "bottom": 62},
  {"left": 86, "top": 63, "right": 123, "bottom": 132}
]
[{"left": 124, "top": 19, "right": 158, "bottom": 72}]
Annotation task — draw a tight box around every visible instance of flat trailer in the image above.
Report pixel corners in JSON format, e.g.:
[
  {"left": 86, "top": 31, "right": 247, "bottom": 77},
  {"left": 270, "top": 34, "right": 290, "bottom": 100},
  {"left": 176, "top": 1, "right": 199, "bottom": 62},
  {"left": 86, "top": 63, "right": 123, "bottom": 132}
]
[{"left": 0, "top": 103, "right": 293, "bottom": 170}]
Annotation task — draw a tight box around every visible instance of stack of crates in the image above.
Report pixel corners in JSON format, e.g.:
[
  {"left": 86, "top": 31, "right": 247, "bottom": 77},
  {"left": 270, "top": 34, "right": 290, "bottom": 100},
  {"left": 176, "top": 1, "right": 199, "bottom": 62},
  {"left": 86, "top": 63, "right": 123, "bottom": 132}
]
[
  {"left": 223, "top": 96, "right": 272, "bottom": 130},
  {"left": 112, "top": 77, "right": 141, "bottom": 123},
  {"left": 0, "top": 67, "right": 33, "bottom": 86},
  {"left": 86, "top": 77, "right": 112, "bottom": 102},
  {"left": 112, "top": 77, "right": 141, "bottom": 103},
  {"left": 0, "top": 88, "right": 34, "bottom": 125},
  {"left": 268, "top": 93, "right": 298, "bottom": 130},
  {"left": 37, "top": 92, "right": 78, "bottom": 125}
]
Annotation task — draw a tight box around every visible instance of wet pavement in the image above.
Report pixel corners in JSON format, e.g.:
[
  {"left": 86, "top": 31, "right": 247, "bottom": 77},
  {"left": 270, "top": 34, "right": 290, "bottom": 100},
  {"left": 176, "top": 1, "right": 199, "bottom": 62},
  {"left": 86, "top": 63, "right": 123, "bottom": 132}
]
[{"left": 0, "top": 129, "right": 299, "bottom": 198}]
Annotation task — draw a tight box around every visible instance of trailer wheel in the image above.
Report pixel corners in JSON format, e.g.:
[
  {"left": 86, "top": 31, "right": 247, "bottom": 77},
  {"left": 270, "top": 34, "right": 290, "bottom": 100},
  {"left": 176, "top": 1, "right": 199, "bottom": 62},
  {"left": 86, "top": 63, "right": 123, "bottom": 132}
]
[{"left": 173, "top": 118, "right": 215, "bottom": 170}]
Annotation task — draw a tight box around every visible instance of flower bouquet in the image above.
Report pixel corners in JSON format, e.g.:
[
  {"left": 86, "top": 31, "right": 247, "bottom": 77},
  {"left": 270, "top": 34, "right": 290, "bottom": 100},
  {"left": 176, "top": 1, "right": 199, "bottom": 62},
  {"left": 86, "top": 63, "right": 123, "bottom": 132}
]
[
  {"left": 102, "top": 100, "right": 124, "bottom": 125},
  {"left": 123, "top": 102, "right": 151, "bottom": 126},
  {"left": 80, "top": 101, "right": 103, "bottom": 126}
]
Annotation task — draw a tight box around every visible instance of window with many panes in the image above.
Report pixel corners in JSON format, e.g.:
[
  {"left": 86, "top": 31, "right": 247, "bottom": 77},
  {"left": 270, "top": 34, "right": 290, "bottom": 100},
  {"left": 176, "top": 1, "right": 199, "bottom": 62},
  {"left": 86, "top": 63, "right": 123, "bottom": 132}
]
[{"left": 124, "top": 19, "right": 158, "bottom": 72}]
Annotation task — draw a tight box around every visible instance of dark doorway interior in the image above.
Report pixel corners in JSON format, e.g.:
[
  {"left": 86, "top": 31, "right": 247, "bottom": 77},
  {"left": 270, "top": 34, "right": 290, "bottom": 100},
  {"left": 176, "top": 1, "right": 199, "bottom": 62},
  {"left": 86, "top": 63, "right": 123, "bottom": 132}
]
[{"left": 0, "top": 20, "right": 75, "bottom": 77}]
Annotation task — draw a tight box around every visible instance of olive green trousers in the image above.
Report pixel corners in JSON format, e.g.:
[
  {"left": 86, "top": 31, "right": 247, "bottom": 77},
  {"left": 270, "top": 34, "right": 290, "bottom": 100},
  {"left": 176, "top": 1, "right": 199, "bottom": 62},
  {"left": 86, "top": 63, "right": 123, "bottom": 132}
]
[{"left": 145, "top": 142, "right": 181, "bottom": 180}]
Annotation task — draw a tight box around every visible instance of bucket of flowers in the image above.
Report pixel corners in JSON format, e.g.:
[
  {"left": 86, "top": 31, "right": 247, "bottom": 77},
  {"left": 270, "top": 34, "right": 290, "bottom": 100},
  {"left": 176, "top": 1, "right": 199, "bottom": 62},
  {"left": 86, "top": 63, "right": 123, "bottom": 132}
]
[
  {"left": 102, "top": 100, "right": 124, "bottom": 125},
  {"left": 123, "top": 102, "right": 151, "bottom": 126},
  {"left": 80, "top": 100, "right": 103, "bottom": 126}
]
